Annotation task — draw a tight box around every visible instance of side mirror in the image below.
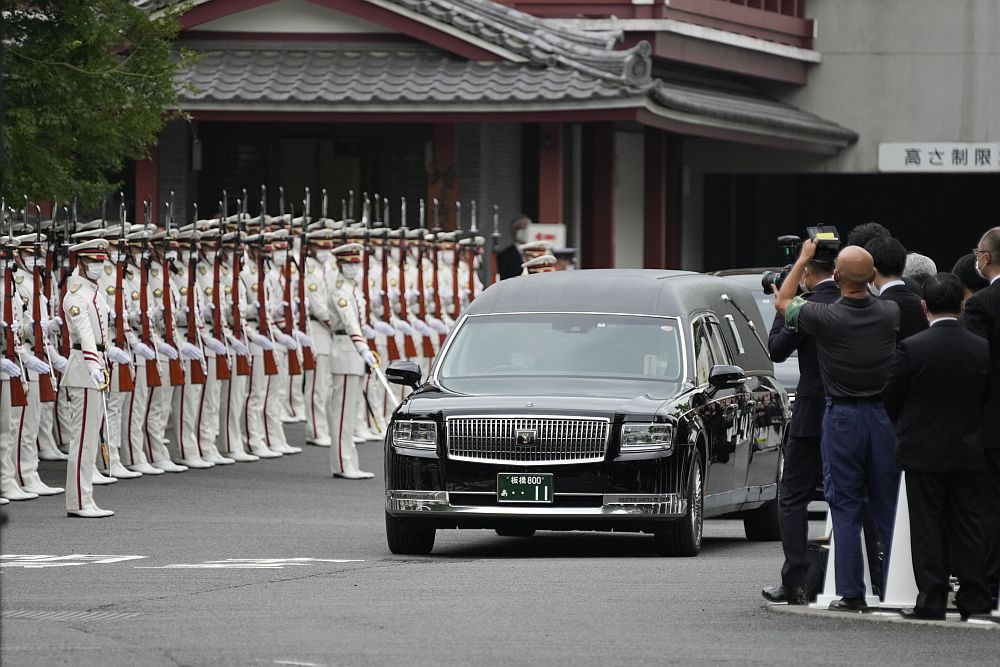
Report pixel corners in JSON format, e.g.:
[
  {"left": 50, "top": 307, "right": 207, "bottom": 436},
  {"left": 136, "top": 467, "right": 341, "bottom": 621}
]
[
  {"left": 386, "top": 360, "right": 422, "bottom": 389},
  {"left": 708, "top": 365, "right": 747, "bottom": 392}
]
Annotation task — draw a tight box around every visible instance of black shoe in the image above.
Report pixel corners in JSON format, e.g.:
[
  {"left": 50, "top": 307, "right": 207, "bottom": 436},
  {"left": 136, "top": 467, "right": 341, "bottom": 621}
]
[
  {"left": 899, "top": 608, "right": 945, "bottom": 621},
  {"left": 828, "top": 597, "right": 869, "bottom": 613},
  {"left": 762, "top": 584, "right": 808, "bottom": 605}
]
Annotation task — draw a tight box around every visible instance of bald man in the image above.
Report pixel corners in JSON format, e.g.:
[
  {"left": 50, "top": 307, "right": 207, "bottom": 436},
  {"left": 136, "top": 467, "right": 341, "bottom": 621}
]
[{"left": 775, "top": 240, "right": 901, "bottom": 613}]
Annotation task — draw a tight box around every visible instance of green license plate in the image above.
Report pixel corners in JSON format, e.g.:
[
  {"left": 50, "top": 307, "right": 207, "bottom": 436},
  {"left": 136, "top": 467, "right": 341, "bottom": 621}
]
[{"left": 497, "top": 473, "right": 553, "bottom": 503}]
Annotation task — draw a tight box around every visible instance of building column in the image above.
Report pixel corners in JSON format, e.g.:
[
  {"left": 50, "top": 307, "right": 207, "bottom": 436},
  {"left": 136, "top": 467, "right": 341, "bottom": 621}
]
[
  {"left": 135, "top": 147, "right": 159, "bottom": 227},
  {"left": 427, "top": 123, "right": 458, "bottom": 230},
  {"left": 580, "top": 123, "right": 615, "bottom": 269},
  {"left": 644, "top": 127, "right": 669, "bottom": 268},
  {"left": 537, "top": 123, "right": 564, "bottom": 225}
]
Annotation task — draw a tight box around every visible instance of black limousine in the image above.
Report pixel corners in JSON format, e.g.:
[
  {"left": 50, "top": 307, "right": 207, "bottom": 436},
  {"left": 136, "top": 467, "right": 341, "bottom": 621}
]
[{"left": 383, "top": 270, "right": 789, "bottom": 556}]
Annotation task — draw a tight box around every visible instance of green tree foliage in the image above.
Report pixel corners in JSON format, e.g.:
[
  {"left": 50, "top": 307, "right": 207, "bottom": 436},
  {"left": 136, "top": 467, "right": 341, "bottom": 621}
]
[{"left": 0, "top": 0, "right": 194, "bottom": 204}]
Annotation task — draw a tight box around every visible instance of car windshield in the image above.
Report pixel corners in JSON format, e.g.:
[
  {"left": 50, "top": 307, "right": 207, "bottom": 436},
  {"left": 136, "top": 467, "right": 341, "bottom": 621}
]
[{"left": 437, "top": 313, "right": 685, "bottom": 398}]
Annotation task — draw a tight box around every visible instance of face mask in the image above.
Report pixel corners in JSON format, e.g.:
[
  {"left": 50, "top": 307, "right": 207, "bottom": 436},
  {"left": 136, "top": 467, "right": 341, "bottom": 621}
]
[
  {"left": 273, "top": 250, "right": 287, "bottom": 266},
  {"left": 339, "top": 263, "right": 360, "bottom": 281},
  {"left": 515, "top": 228, "right": 529, "bottom": 244},
  {"left": 473, "top": 255, "right": 482, "bottom": 270},
  {"left": 85, "top": 263, "right": 104, "bottom": 281},
  {"left": 24, "top": 257, "right": 41, "bottom": 270},
  {"left": 316, "top": 251, "right": 331, "bottom": 264},
  {"left": 975, "top": 253, "right": 988, "bottom": 280}
]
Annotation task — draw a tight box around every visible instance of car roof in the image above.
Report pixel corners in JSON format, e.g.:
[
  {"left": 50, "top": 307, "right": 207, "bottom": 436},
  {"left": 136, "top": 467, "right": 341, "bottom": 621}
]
[
  {"left": 469, "top": 269, "right": 758, "bottom": 319},
  {"left": 711, "top": 267, "right": 780, "bottom": 277}
]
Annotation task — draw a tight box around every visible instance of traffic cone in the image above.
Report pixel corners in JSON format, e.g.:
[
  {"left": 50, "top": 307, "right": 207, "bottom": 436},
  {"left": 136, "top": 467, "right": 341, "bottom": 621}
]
[
  {"left": 811, "top": 509, "right": 880, "bottom": 608},
  {"left": 880, "top": 472, "right": 918, "bottom": 609}
]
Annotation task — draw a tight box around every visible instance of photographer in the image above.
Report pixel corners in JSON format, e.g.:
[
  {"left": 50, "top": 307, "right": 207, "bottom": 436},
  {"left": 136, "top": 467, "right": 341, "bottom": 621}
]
[
  {"left": 775, "top": 240, "right": 900, "bottom": 612},
  {"left": 762, "top": 247, "right": 840, "bottom": 606}
]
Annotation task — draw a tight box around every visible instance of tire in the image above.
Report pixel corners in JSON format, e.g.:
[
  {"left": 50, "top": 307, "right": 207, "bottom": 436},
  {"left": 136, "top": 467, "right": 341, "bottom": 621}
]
[
  {"left": 495, "top": 528, "right": 536, "bottom": 538},
  {"left": 743, "top": 450, "right": 782, "bottom": 542},
  {"left": 653, "top": 455, "right": 703, "bottom": 557},
  {"left": 385, "top": 512, "right": 436, "bottom": 555}
]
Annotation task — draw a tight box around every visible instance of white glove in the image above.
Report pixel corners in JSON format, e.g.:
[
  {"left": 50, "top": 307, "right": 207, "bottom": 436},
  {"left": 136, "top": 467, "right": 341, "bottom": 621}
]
[
  {"left": 108, "top": 310, "right": 116, "bottom": 324},
  {"left": 0, "top": 358, "right": 21, "bottom": 377},
  {"left": 46, "top": 346, "right": 69, "bottom": 373},
  {"left": 275, "top": 332, "right": 298, "bottom": 350},
  {"left": 394, "top": 320, "right": 415, "bottom": 336},
  {"left": 250, "top": 333, "right": 274, "bottom": 351},
  {"left": 204, "top": 337, "right": 227, "bottom": 355},
  {"left": 89, "top": 368, "right": 107, "bottom": 388},
  {"left": 156, "top": 342, "right": 179, "bottom": 360},
  {"left": 179, "top": 342, "right": 204, "bottom": 361},
  {"left": 24, "top": 355, "right": 50, "bottom": 375},
  {"left": 361, "top": 349, "right": 377, "bottom": 369},
  {"left": 229, "top": 338, "right": 249, "bottom": 356},
  {"left": 424, "top": 287, "right": 435, "bottom": 300},
  {"left": 427, "top": 316, "right": 449, "bottom": 334},
  {"left": 10, "top": 320, "right": 21, "bottom": 334},
  {"left": 133, "top": 342, "right": 156, "bottom": 361},
  {"left": 414, "top": 319, "right": 433, "bottom": 337},
  {"left": 361, "top": 324, "right": 376, "bottom": 340},
  {"left": 47, "top": 317, "right": 63, "bottom": 334},
  {"left": 405, "top": 289, "right": 421, "bottom": 302},
  {"left": 388, "top": 288, "right": 402, "bottom": 301},
  {"left": 148, "top": 304, "right": 164, "bottom": 322},
  {"left": 107, "top": 346, "right": 131, "bottom": 365},
  {"left": 374, "top": 320, "right": 395, "bottom": 336},
  {"left": 294, "top": 330, "right": 314, "bottom": 347}
]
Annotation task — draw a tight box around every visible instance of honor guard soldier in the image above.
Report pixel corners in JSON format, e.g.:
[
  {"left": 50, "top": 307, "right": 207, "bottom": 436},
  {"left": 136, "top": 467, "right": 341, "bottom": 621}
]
[
  {"left": 325, "top": 242, "right": 377, "bottom": 479},
  {"left": 62, "top": 238, "right": 115, "bottom": 518},
  {"left": 264, "top": 228, "right": 302, "bottom": 455},
  {"left": 522, "top": 254, "right": 558, "bottom": 274},
  {"left": 302, "top": 227, "right": 336, "bottom": 447},
  {"left": 519, "top": 241, "right": 555, "bottom": 275},
  {"left": 10, "top": 233, "right": 64, "bottom": 496}
]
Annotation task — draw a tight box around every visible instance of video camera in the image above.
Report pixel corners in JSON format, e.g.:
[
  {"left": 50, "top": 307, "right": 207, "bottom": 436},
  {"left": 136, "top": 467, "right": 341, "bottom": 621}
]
[{"left": 761, "top": 226, "right": 841, "bottom": 295}]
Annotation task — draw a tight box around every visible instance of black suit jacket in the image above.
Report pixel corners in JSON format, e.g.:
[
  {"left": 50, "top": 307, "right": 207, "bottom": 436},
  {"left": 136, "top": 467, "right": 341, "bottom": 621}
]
[
  {"left": 768, "top": 280, "right": 841, "bottom": 438},
  {"left": 962, "top": 279, "right": 1000, "bottom": 451},
  {"left": 879, "top": 284, "right": 928, "bottom": 341},
  {"left": 497, "top": 245, "right": 523, "bottom": 280},
  {"left": 883, "top": 321, "right": 990, "bottom": 471}
]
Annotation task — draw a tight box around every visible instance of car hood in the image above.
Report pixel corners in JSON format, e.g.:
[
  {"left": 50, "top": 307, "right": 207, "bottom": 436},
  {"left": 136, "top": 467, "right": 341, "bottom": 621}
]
[{"left": 401, "top": 386, "right": 670, "bottom": 421}]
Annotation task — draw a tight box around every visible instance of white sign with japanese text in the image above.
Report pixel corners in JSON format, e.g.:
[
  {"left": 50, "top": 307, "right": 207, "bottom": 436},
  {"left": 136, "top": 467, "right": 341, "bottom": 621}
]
[
  {"left": 878, "top": 142, "right": 1000, "bottom": 172},
  {"left": 527, "top": 223, "right": 566, "bottom": 248}
]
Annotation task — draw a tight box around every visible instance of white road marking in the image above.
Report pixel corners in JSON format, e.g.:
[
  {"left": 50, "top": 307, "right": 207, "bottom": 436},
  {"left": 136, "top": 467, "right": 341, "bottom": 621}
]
[
  {"left": 274, "top": 661, "right": 328, "bottom": 667},
  {"left": 1, "top": 554, "right": 146, "bottom": 568},
  {"left": 135, "top": 558, "right": 364, "bottom": 570}
]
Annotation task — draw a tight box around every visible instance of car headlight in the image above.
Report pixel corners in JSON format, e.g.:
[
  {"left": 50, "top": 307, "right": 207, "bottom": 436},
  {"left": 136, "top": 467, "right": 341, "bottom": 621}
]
[
  {"left": 620, "top": 423, "right": 673, "bottom": 453},
  {"left": 392, "top": 420, "right": 437, "bottom": 450}
]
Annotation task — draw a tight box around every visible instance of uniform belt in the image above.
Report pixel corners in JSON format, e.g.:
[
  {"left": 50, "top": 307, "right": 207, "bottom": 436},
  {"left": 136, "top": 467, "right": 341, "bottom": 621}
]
[
  {"left": 334, "top": 329, "right": 347, "bottom": 335},
  {"left": 73, "top": 344, "right": 106, "bottom": 352}
]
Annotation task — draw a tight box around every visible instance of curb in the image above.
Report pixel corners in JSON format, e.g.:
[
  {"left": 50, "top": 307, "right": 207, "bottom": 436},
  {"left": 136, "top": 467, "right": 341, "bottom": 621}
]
[{"left": 763, "top": 603, "right": 1000, "bottom": 630}]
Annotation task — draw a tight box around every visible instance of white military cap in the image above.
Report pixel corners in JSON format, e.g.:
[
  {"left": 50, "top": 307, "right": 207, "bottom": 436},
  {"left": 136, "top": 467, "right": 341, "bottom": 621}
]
[
  {"left": 458, "top": 235, "right": 486, "bottom": 247},
  {"left": 522, "top": 254, "right": 558, "bottom": 274},
  {"left": 14, "top": 233, "right": 46, "bottom": 246},
  {"left": 331, "top": 243, "right": 364, "bottom": 262},
  {"left": 70, "top": 238, "right": 110, "bottom": 259},
  {"left": 175, "top": 228, "right": 201, "bottom": 242}
]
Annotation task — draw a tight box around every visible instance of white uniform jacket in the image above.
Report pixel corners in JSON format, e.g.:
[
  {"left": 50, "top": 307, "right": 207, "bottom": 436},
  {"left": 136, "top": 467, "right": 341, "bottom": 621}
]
[{"left": 61, "top": 271, "right": 109, "bottom": 390}]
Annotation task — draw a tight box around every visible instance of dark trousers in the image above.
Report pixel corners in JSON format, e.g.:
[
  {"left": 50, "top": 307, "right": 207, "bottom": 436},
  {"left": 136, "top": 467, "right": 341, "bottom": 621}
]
[
  {"left": 821, "top": 399, "right": 900, "bottom": 598},
  {"left": 779, "top": 435, "right": 822, "bottom": 587},
  {"left": 906, "top": 471, "right": 992, "bottom": 615},
  {"left": 981, "top": 450, "right": 1000, "bottom": 601}
]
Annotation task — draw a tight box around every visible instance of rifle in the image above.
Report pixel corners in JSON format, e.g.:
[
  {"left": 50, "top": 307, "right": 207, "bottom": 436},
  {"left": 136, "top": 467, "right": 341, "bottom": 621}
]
[
  {"left": 298, "top": 189, "right": 316, "bottom": 372},
  {"left": 58, "top": 200, "right": 75, "bottom": 358},
  {"left": 415, "top": 199, "right": 435, "bottom": 358},
  {"left": 378, "top": 196, "right": 401, "bottom": 362},
  {"left": 281, "top": 187, "right": 301, "bottom": 377},
  {"left": 467, "top": 200, "right": 478, "bottom": 306},
  {"left": 162, "top": 195, "right": 186, "bottom": 386},
  {"left": 30, "top": 202, "right": 57, "bottom": 402},
  {"left": 430, "top": 198, "right": 446, "bottom": 346},
  {"left": 397, "top": 197, "right": 417, "bottom": 358},
  {"left": 212, "top": 198, "right": 231, "bottom": 382},
  {"left": 185, "top": 203, "right": 207, "bottom": 385},
  {"left": 451, "top": 201, "right": 462, "bottom": 320},
  {"left": 256, "top": 189, "right": 278, "bottom": 376},
  {"left": 2, "top": 198, "right": 28, "bottom": 407},
  {"left": 113, "top": 195, "right": 134, "bottom": 392},
  {"left": 138, "top": 200, "right": 162, "bottom": 388},
  {"left": 231, "top": 194, "right": 251, "bottom": 377},
  {"left": 490, "top": 204, "right": 501, "bottom": 285},
  {"left": 359, "top": 194, "right": 378, "bottom": 354}
]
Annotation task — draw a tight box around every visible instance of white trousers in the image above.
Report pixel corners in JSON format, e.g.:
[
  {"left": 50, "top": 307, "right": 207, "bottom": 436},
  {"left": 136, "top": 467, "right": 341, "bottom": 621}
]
[
  {"left": 12, "top": 379, "right": 42, "bottom": 487},
  {"left": 103, "top": 391, "right": 126, "bottom": 471},
  {"left": 122, "top": 364, "right": 152, "bottom": 468},
  {"left": 305, "top": 354, "right": 331, "bottom": 442},
  {"left": 220, "top": 374, "right": 248, "bottom": 455},
  {"left": 66, "top": 387, "right": 104, "bottom": 511},
  {"left": 171, "top": 360, "right": 205, "bottom": 462},
  {"left": 245, "top": 355, "right": 269, "bottom": 452},
  {"left": 0, "top": 382, "right": 20, "bottom": 496},
  {"left": 197, "top": 362, "right": 224, "bottom": 458},
  {"left": 37, "top": 400, "right": 63, "bottom": 456},
  {"left": 56, "top": 385, "right": 74, "bottom": 447},
  {"left": 144, "top": 378, "right": 173, "bottom": 465},
  {"left": 329, "top": 373, "right": 363, "bottom": 475},
  {"left": 287, "top": 364, "right": 305, "bottom": 420},
  {"left": 263, "top": 350, "right": 289, "bottom": 449}
]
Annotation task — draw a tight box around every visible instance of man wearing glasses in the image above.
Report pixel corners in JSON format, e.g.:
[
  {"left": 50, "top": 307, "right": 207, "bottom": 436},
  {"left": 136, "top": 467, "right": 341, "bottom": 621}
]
[{"left": 964, "top": 227, "right": 1000, "bottom": 609}]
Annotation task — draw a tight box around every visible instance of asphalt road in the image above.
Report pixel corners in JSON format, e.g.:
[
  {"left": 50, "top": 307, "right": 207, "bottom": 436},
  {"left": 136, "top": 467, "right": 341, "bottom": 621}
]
[{"left": 2, "top": 423, "right": 997, "bottom": 667}]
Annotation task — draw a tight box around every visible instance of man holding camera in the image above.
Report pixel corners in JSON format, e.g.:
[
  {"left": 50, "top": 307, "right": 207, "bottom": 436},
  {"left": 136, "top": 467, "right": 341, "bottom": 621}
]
[
  {"left": 762, "top": 245, "right": 840, "bottom": 605},
  {"left": 775, "top": 239, "right": 900, "bottom": 612}
]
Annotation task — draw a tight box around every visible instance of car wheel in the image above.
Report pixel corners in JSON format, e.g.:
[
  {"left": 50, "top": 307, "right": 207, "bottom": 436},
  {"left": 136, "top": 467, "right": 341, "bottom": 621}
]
[
  {"left": 653, "top": 455, "right": 703, "bottom": 557},
  {"left": 495, "top": 528, "right": 536, "bottom": 538},
  {"left": 743, "top": 451, "right": 782, "bottom": 542},
  {"left": 385, "top": 512, "right": 436, "bottom": 555}
]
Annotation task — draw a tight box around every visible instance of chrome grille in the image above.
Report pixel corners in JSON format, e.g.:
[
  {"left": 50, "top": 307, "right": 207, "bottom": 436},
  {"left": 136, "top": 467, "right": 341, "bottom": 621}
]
[{"left": 446, "top": 416, "right": 610, "bottom": 465}]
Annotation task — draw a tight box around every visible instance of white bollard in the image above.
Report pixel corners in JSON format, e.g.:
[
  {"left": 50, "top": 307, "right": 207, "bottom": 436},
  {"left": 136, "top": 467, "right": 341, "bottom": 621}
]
[
  {"left": 881, "top": 472, "right": 919, "bottom": 609},
  {"left": 811, "top": 509, "right": 880, "bottom": 608}
]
